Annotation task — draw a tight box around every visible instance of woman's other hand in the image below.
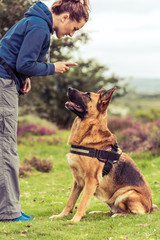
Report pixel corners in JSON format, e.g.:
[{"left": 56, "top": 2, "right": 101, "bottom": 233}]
[{"left": 20, "top": 78, "right": 31, "bottom": 93}]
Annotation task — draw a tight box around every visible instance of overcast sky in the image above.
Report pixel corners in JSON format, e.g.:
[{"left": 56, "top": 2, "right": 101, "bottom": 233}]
[{"left": 43, "top": 0, "right": 160, "bottom": 79}]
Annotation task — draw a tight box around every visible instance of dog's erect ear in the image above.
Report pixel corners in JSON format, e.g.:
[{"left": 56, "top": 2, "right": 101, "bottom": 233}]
[
  {"left": 97, "top": 87, "right": 116, "bottom": 112},
  {"left": 97, "top": 88, "right": 106, "bottom": 95},
  {"left": 100, "top": 88, "right": 116, "bottom": 102}
]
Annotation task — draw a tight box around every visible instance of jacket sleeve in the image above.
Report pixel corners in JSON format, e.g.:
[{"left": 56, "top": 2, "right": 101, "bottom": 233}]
[{"left": 16, "top": 27, "right": 55, "bottom": 76}]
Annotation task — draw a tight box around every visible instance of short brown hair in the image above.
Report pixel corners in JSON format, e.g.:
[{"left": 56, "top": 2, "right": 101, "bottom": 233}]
[{"left": 51, "top": 0, "right": 90, "bottom": 22}]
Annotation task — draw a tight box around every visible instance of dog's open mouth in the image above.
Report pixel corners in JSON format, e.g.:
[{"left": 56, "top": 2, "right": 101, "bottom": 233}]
[
  {"left": 65, "top": 101, "right": 84, "bottom": 112},
  {"left": 65, "top": 88, "right": 87, "bottom": 118}
]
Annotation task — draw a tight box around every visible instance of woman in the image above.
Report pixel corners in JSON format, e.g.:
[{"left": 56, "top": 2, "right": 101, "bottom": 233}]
[{"left": 0, "top": 0, "right": 89, "bottom": 221}]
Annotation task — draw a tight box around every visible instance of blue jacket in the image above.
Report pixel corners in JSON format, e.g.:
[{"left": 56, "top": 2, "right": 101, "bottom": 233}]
[{"left": 0, "top": 1, "right": 55, "bottom": 92}]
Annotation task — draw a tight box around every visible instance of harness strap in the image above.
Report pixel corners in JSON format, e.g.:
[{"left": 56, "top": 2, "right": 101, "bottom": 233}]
[
  {"left": 0, "top": 57, "right": 24, "bottom": 93},
  {"left": 70, "top": 144, "right": 122, "bottom": 176},
  {"left": 70, "top": 145, "right": 120, "bottom": 162}
]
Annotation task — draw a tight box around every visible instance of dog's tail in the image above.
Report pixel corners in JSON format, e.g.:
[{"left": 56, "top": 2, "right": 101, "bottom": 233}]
[{"left": 150, "top": 204, "right": 158, "bottom": 213}]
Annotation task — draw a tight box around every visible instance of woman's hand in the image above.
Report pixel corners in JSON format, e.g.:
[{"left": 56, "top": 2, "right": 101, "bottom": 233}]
[
  {"left": 54, "top": 62, "right": 78, "bottom": 74},
  {"left": 20, "top": 78, "right": 31, "bottom": 94}
]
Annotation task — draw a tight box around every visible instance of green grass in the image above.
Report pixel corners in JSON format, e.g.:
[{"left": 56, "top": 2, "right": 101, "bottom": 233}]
[{"left": 0, "top": 130, "right": 160, "bottom": 240}]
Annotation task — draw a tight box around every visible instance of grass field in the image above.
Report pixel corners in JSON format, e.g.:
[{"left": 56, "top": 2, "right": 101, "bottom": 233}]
[{"left": 0, "top": 129, "right": 160, "bottom": 240}]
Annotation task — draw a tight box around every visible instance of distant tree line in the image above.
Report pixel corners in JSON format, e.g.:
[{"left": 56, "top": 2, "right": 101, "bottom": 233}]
[{"left": 0, "top": 0, "right": 128, "bottom": 127}]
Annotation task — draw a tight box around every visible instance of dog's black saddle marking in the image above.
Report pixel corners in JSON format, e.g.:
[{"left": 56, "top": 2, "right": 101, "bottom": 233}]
[{"left": 70, "top": 143, "right": 122, "bottom": 176}]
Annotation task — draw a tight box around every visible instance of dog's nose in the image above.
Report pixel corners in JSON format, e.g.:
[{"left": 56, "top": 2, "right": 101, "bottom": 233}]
[
  {"left": 68, "top": 87, "right": 73, "bottom": 91},
  {"left": 68, "top": 87, "right": 76, "bottom": 94},
  {"left": 68, "top": 87, "right": 73, "bottom": 94},
  {"left": 68, "top": 88, "right": 74, "bottom": 97}
]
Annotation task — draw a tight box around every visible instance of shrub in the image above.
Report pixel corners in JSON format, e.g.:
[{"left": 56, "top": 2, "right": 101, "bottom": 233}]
[
  {"left": 29, "top": 157, "right": 53, "bottom": 173},
  {"left": 19, "top": 159, "right": 33, "bottom": 178},
  {"left": 17, "top": 123, "right": 56, "bottom": 137},
  {"left": 19, "top": 157, "right": 54, "bottom": 178},
  {"left": 108, "top": 117, "right": 160, "bottom": 154},
  {"left": 108, "top": 116, "right": 136, "bottom": 133},
  {"left": 17, "top": 135, "right": 61, "bottom": 145}
]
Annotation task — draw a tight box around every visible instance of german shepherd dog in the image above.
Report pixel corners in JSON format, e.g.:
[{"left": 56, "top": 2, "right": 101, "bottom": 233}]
[{"left": 50, "top": 87, "right": 158, "bottom": 222}]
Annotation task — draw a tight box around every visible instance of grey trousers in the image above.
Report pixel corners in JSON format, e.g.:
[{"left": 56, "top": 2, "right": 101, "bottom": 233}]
[{"left": 0, "top": 78, "right": 21, "bottom": 220}]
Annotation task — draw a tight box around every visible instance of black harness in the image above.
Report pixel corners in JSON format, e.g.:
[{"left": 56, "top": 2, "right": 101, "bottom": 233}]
[
  {"left": 70, "top": 143, "right": 122, "bottom": 176},
  {"left": 0, "top": 57, "right": 24, "bottom": 94}
]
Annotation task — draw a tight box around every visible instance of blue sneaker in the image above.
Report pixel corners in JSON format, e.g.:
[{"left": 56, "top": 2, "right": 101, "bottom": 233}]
[
  {"left": 0, "top": 215, "right": 33, "bottom": 222},
  {"left": 12, "top": 215, "right": 33, "bottom": 222},
  {"left": 21, "top": 212, "right": 35, "bottom": 219}
]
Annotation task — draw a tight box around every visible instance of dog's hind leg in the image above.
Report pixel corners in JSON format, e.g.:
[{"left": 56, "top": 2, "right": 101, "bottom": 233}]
[
  {"left": 111, "top": 190, "right": 151, "bottom": 217},
  {"left": 71, "top": 177, "right": 98, "bottom": 222},
  {"left": 50, "top": 180, "right": 83, "bottom": 219}
]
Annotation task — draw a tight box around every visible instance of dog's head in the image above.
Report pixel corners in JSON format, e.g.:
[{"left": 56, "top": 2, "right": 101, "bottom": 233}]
[{"left": 65, "top": 87, "right": 116, "bottom": 119}]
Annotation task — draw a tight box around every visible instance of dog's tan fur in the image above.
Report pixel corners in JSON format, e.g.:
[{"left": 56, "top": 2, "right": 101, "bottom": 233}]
[{"left": 50, "top": 88, "right": 158, "bottom": 222}]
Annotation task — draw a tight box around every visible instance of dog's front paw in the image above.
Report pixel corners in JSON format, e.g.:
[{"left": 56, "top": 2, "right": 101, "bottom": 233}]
[
  {"left": 70, "top": 215, "right": 82, "bottom": 223},
  {"left": 49, "top": 213, "right": 64, "bottom": 219}
]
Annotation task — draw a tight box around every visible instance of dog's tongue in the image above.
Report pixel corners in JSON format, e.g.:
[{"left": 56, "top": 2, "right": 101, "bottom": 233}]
[
  {"left": 65, "top": 101, "right": 83, "bottom": 112},
  {"left": 65, "top": 101, "right": 74, "bottom": 109},
  {"left": 65, "top": 101, "right": 74, "bottom": 107}
]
